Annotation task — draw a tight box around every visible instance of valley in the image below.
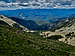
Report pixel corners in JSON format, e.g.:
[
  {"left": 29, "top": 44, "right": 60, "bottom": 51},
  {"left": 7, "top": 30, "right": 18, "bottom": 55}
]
[
  {"left": 0, "top": 15, "right": 75, "bottom": 56},
  {"left": 0, "top": 0, "right": 75, "bottom": 56},
  {"left": 0, "top": 8, "right": 75, "bottom": 56}
]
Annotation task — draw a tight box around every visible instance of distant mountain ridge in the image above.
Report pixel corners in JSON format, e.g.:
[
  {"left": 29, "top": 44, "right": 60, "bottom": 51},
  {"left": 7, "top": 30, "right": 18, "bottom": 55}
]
[
  {"left": 0, "top": 14, "right": 75, "bottom": 31},
  {"left": 9, "top": 17, "right": 49, "bottom": 30},
  {"left": 9, "top": 14, "right": 75, "bottom": 31},
  {"left": 0, "top": 15, "right": 51, "bottom": 30}
]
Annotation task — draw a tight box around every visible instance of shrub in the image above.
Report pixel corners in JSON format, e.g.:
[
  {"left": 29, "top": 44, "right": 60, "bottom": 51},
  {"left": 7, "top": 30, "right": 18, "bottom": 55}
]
[{"left": 47, "top": 35, "right": 64, "bottom": 40}]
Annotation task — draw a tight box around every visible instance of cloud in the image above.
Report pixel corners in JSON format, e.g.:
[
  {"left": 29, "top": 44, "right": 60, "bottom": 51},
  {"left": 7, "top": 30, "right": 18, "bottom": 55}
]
[{"left": 0, "top": 0, "right": 75, "bottom": 9}]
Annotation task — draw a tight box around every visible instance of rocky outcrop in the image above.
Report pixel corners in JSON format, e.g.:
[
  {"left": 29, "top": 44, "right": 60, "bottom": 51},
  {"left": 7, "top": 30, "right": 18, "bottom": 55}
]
[{"left": 40, "top": 18, "right": 75, "bottom": 46}]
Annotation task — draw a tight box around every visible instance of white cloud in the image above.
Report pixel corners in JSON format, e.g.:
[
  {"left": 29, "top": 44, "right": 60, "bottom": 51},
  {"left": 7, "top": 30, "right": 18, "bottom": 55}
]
[{"left": 0, "top": 0, "right": 75, "bottom": 9}]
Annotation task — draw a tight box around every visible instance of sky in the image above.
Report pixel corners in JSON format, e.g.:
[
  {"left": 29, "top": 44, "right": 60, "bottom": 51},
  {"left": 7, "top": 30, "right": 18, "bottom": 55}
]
[{"left": 0, "top": 0, "right": 75, "bottom": 9}]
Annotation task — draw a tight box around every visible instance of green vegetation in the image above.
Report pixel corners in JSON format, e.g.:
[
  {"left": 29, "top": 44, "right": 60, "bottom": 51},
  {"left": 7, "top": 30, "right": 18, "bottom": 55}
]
[
  {"left": 65, "top": 32, "right": 75, "bottom": 38},
  {"left": 47, "top": 35, "right": 64, "bottom": 40},
  {"left": 0, "top": 23, "right": 75, "bottom": 56}
]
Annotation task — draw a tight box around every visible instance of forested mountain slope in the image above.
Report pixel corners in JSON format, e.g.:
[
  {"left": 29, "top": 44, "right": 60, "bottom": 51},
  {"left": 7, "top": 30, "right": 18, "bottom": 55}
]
[{"left": 0, "top": 17, "right": 75, "bottom": 56}]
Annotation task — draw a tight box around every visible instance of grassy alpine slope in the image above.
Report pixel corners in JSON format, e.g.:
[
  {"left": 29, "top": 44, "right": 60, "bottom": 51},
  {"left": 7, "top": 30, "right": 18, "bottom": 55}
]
[{"left": 0, "top": 21, "right": 75, "bottom": 56}]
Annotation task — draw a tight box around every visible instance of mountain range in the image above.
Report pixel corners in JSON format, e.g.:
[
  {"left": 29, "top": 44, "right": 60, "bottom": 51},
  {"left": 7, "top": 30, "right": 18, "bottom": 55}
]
[
  {"left": 0, "top": 13, "right": 75, "bottom": 31},
  {"left": 0, "top": 14, "right": 75, "bottom": 56}
]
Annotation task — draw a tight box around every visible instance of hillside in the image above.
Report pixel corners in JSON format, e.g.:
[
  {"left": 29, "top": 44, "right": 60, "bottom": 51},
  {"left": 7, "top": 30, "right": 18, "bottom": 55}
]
[
  {"left": 9, "top": 17, "right": 50, "bottom": 30},
  {"left": 40, "top": 17, "right": 75, "bottom": 46},
  {"left": 0, "top": 15, "right": 28, "bottom": 31},
  {"left": 0, "top": 16, "right": 75, "bottom": 56},
  {"left": 56, "top": 17, "right": 75, "bottom": 32},
  {"left": 55, "top": 17, "right": 75, "bottom": 46}
]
